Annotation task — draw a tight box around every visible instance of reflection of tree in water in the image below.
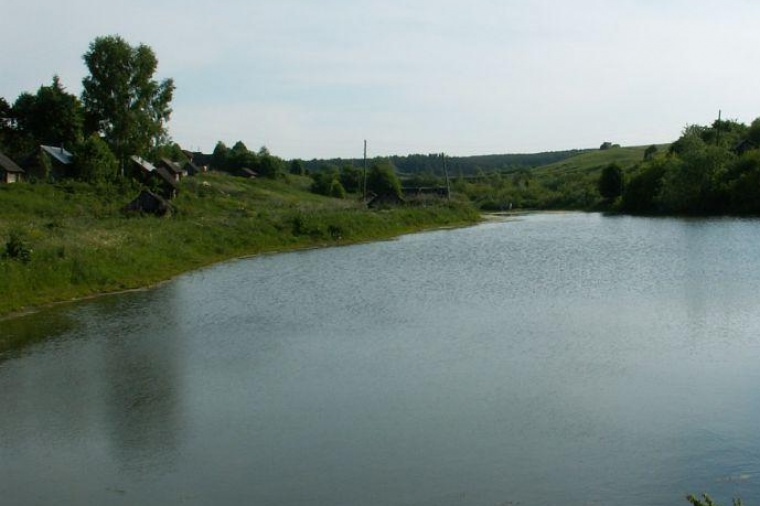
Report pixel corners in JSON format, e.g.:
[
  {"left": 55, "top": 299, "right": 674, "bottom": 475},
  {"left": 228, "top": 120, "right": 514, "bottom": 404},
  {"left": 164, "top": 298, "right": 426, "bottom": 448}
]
[
  {"left": 0, "top": 306, "right": 78, "bottom": 359},
  {"left": 96, "top": 287, "right": 185, "bottom": 477}
]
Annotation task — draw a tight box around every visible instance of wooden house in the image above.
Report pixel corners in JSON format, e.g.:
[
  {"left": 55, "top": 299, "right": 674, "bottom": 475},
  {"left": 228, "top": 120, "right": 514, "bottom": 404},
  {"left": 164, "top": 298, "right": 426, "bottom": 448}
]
[
  {"left": 23, "top": 145, "right": 74, "bottom": 180},
  {"left": 156, "top": 158, "right": 185, "bottom": 181},
  {"left": 129, "top": 155, "right": 179, "bottom": 199},
  {"left": 122, "top": 189, "right": 173, "bottom": 216},
  {"left": 239, "top": 168, "right": 258, "bottom": 179},
  {"left": 0, "top": 151, "right": 25, "bottom": 183},
  {"left": 183, "top": 160, "right": 204, "bottom": 176}
]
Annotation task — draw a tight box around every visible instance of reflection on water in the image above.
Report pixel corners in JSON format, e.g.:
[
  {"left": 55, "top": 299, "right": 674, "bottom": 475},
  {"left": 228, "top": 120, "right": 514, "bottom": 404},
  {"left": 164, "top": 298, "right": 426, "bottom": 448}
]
[
  {"left": 0, "top": 288, "right": 183, "bottom": 503},
  {"left": 2, "top": 213, "right": 760, "bottom": 506}
]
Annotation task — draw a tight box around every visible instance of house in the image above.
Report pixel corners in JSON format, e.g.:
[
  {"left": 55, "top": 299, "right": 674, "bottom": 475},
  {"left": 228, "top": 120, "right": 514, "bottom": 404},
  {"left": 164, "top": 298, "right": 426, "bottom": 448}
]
[
  {"left": 367, "top": 191, "right": 404, "bottom": 208},
  {"left": 0, "top": 151, "right": 25, "bottom": 183},
  {"left": 23, "top": 144, "right": 74, "bottom": 180},
  {"left": 183, "top": 159, "right": 205, "bottom": 176},
  {"left": 129, "top": 155, "right": 179, "bottom": 199},
  {"left": 153, "top": 166, "right": 180, "bottom": 199},
  {"left": 239, "top": 168, "right": 258, "bottom": 179},
  {"left": 734, "top": 139, "right": 756, "bottom": 156},
  {"left": 129, "top": 155, "right": 156, "bottom": 177},
  {"left": 156, "top": 158, "right": 185, "bottom": 181},
  {"left": 122, "top": 189, "right": 173, "bottom": 216}
]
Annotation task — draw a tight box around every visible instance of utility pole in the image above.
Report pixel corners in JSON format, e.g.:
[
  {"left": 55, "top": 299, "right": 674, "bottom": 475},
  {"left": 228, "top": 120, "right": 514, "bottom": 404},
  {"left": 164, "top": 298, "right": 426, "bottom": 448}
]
[
  {"left": 442, "top": 152, "right": 451, "bottom": 200},
  {"left": 716, "top": 109, "right": 722, "bottom": 146},
  {"left": 363, "top": 140, "right": 368, "bottom": 203}
]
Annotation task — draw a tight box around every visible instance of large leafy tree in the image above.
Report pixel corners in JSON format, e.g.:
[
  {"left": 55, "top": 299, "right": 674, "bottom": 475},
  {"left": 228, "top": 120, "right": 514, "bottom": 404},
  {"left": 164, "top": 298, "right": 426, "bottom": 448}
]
[
  {"left": 6, "top": 76, "right": 83, "bottom": 157},
  {"left": 81, "top": 35, "right": 174, "bottom": 166}
]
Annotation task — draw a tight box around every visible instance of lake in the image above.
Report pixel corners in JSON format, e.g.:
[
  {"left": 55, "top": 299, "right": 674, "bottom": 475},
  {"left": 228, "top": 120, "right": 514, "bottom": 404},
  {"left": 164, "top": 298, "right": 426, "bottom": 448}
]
[{"left": 2, "top": 212, "right": 760, "bottom": 506}]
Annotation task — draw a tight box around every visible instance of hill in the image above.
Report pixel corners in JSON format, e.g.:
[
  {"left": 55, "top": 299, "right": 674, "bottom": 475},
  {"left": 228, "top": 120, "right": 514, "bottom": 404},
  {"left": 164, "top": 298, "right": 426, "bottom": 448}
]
[{"left": 532, "top": 144, "right": 669, "bottom": 176}]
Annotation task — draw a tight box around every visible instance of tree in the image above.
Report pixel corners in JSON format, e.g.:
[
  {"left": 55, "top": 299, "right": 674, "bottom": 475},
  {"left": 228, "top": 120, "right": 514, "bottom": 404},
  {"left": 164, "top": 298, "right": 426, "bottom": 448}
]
[
  {"left": 73, "top": 134, "right": 118, "bottom": 183},
  {"left": 597, "top": 163, "right": 623, "bottom": 201},
  {"left": 6, "top": 76, "right": 83, "bottom": 158},
  {"left": 0, "top": 97, "right": 11, "bottom": 151},
  {"left": 81, "top": 35, "right": 175, "bottom": 166},
  {"left": 289, "top": 159, "right": 305, "bottom": 176},
  {"left": 644, "top": 145, "right": 658, "bottom": 161},
  {"left": 366, "top": 160, "right": 402, "bottom": 198},
  {"left": 212, "top": 141, "right": 229, "bottom": 170},
  {"left": 256, "top": 146, "right": 284, "bottom": 178}
]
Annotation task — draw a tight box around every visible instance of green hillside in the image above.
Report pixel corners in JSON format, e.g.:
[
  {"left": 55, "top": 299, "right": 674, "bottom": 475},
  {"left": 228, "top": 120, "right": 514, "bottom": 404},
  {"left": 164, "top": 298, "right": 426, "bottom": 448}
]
[{"left": 532, "top": 145, "right": 669, "bottom": 176}]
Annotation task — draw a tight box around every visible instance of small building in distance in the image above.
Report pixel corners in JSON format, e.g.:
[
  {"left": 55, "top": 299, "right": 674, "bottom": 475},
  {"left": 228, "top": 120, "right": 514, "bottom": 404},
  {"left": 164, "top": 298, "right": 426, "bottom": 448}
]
[
  {"left": 0, "top": 151, "right": 25, "bottom": 183},
  {"left": 23, "top": 145, "right": 74, "bottom": 180}
]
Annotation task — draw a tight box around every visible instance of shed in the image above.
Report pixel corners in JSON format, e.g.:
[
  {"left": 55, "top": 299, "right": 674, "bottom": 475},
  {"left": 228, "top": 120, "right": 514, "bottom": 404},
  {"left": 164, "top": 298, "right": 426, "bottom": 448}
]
[
  {"left": 156, "top": 158, "right": 185, "bottom": 181},
  {"left": 153, "top": 166, "right": 180, "bottom": 199},
  {"left": 183, "top": 160, "right": 204, "bottom": 176},
  {"left": 239, "top": 168, "right": 258, "bottom": 179},
  {"left": 122, "top": 189, "right": 173, "bottom": 216},
  {"left": 0, "top": 151, "right": 25, "bottom": 183}
]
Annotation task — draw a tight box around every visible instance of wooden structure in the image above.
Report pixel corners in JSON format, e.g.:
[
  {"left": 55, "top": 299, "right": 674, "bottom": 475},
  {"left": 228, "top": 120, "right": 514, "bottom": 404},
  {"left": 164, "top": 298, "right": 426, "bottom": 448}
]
[{"left": 0, "top": 151, "right": 25, "bottom": 183}]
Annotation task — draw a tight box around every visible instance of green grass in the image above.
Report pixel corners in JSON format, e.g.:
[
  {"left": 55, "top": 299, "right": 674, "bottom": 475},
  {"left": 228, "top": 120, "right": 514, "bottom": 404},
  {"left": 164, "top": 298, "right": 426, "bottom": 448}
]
[
  {"left": 532, "top": 145, "right": 670, "bottom": 176},
  {"left": 0, "top": 173, "right": 479, "bottom": 320}
]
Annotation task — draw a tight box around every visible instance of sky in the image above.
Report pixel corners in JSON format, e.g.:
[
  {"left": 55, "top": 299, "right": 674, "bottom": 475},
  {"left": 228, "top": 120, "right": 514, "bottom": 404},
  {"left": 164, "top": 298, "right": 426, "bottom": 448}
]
[{"left": 3, "top": 0, "right": 760, "bottom": 160}]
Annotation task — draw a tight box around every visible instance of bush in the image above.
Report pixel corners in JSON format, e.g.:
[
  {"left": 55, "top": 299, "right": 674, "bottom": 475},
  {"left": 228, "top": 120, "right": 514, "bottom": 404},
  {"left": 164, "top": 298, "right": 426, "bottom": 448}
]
[{"left": 4, "top": 230, "right": 32, "bottom": 263}]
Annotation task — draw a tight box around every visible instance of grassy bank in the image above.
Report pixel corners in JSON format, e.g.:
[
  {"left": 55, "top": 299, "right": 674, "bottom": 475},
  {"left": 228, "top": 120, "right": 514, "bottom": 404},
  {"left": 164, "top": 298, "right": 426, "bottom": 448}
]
[{"left": 0, "top": 172, "right": 480, "bottom": 319}]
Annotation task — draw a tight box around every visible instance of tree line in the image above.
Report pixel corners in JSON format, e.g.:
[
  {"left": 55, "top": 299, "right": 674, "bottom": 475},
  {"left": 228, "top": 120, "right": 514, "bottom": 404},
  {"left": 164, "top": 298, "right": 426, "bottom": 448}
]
[
  {"left": 0, "top": 35, "right": 289, "bottom": 186},
  {"left": 610, "top": 117, "right": 760, "bottom": 215}
]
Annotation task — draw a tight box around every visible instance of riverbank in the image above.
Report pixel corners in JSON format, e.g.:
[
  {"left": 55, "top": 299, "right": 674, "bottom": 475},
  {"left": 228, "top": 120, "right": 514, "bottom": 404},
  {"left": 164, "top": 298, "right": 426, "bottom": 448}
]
[{"left": 0, "top": 173, "right": 480, "bottom": 322}]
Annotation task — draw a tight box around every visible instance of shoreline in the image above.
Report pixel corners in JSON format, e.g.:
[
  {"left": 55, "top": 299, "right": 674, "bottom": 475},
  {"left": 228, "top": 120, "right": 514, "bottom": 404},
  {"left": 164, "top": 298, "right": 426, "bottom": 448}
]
[{"left": 0, "top": 216, "right": 483, "bottom": 324}]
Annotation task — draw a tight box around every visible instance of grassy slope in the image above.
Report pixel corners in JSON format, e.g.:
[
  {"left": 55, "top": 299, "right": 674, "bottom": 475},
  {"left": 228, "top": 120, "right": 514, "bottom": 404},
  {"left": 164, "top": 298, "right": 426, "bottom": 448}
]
[
  {"left": 0, "top": 172, "right": 479, "bottom": 319},
  {"left": 532, "top": 145, "right": 668, "bottom": 176}
]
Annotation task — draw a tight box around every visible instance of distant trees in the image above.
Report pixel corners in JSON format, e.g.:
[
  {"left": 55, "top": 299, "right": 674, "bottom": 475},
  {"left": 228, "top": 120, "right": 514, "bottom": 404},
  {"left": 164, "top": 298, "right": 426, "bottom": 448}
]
[
  {"left": 210, "top": 140, "right": 284, "bottom": 178},
  {"left": 621, "top": 116, "right": 760, "bottom": 215},
  {"left": 82, "top": 35, "right": 175, "bottom": 165},
  {"left": 597, "top": 163, "right": 623, "bottom": 201}
]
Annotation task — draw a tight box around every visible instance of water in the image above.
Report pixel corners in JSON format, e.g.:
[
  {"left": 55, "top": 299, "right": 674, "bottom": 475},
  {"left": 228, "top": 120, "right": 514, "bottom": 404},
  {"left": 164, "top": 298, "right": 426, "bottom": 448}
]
[{"left": 2, "top": 212, "right": 760, "bottom": 505}]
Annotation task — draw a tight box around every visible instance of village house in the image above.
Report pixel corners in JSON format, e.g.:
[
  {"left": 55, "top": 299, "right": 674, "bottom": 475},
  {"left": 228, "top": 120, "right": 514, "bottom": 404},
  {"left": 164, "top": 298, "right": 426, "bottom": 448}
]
[
  {"left": 23, "top": 144, "right": 74, "bottom": 180},
  {"left": 0, "top": 151, "right": 25, "bottom": 183},
  {"left": 129, "top": 155, "right": 179, "bottom": 199},
  {"left": 156, "top": 158, "right": 185, "bottom": 181}
]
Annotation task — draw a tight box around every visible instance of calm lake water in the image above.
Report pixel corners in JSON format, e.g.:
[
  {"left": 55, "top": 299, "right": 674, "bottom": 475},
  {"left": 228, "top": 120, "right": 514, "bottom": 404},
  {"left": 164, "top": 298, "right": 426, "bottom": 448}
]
[{"left": 2, "top": 212, "right": 760, "bottom": 506}]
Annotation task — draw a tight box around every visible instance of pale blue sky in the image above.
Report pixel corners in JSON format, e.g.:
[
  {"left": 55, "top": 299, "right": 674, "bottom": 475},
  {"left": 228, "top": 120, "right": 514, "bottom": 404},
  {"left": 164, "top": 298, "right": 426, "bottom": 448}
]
[{"left": 3, "top": 0, "right": 760, "bottom": 159}]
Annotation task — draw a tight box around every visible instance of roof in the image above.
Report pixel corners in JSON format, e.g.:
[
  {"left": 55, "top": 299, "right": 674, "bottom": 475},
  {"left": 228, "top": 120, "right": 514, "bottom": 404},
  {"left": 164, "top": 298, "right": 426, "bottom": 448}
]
[
  {"left": 154, "top": 166, "right": 180, "bottom": 189},
  {"left": 159, "top": 158, "right": 183, "bottom": 174},
  {"left": 40, "top": 145, "right": 73, "bottom": 165},
  {"left": 130, "top": 155, "right": 157, "bottom": 172},
  {"left": 0, "top": 151, "right": 24, "bottom": 173}
]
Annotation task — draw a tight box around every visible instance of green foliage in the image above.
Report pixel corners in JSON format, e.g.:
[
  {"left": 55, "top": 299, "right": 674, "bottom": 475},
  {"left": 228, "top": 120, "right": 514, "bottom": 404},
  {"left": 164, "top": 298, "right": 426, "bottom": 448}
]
[
  {"left": 686, "top": 493, "right": 742, "bottom": 506},
  {"left": 5, "top": 76, "right": 83, "bottom": 159},
  {"left": 3, "top": 229, "right": 32, "bottom": 263},
  {"left": 81, "top": 35, "right": 175, "bottom": 163},
  {"left": 366, "top": 160, "right": 402, "bottom": 198},
  {"left": 289, "top": 159, "right": 305, "bottom": 176},
  {"left": 598, "top": 163, "right": 624, "bottom": 200},
  {"left": 73, "top": 134, "right": 118, "bottom": 183},
  {"left": 621, "top": 158, "right": 668, "bottom": 214},
  {"left": 339, "top": 165, "right": 363, "bottom": 193}
]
